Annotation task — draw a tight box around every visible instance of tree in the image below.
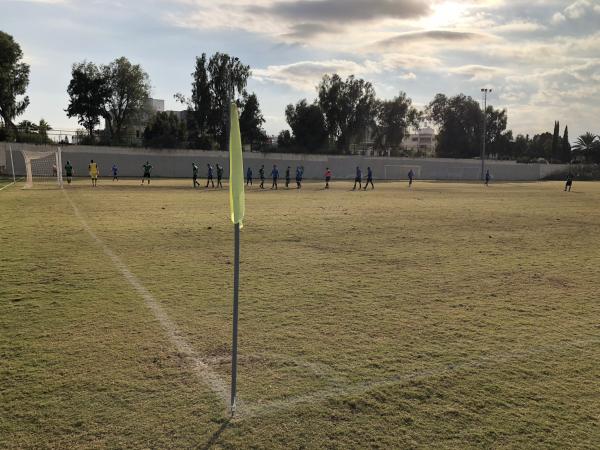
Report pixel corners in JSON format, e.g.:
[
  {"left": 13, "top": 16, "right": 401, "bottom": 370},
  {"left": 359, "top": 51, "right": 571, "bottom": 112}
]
[
  {"left": 529, "top": 132, "right": 554, "bottom": 160},
  {"left": 512, "top": 134, "right": 530, "bottom": 160},
  {"left": 38, "top": 119, "right": 51, "bottom": 140},
  {"left": 426, "top": 93, "right": 481, "bottom": 158},
  {"left": 239, "top": 93, "right": 267, "bottom": 149},
  {"left": 143, "top": 112, "right": 187, "bottom": 148},
  {"left": 485, "top": 107, "right": 510, "bottom": 157},
  {"left": 15, "top": 118, "right": 52, "bottom": 144},
  {"left": 551, "top": 121, "right": 560, "bottom": 162},
  {"left": 374, "top": 92, "right": 419, "bottom": 152},
  {"left": 561, "top": 126, "right": 572, "bottom": 163},
  {"left": 572, "top": 132, "right": 600, "bottom": 163},
  {"left": 285, "top": 99, "right": 329, "bottom": 152},
  {"left": 101, "top": 57, "right": 151, "bottom": 143},
  {"left": 277, "top": 130, "right": 293, "bottom": 149},
  {"left": 317, "top": 74, "right": 378, "bottom": 153},
  {"left": 66, "top": 61, "right": 110, "bottom": 137},
  {"left": 17, "top": 120, "right": 37, "bottom": 134},
  {"left": 426, "top": 93, "right": 509, "bottom": 158},
  {"left": 0, "top": 31, "right": 30, "bottom": 135},
  {"left": 177, "top": 53, "right": 251, "bottom": 150}
]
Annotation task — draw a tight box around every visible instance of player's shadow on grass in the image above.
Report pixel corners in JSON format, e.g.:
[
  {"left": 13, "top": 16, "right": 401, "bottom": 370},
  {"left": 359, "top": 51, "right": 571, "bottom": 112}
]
[{"left": 201, "top": 418, "right": 231, "bottom": 450}]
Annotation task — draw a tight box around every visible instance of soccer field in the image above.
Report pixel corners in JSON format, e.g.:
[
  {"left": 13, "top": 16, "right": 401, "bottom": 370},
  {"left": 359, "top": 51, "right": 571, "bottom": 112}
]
[{"left": 1, "top": 179, "right": 599, "bottom": 449}]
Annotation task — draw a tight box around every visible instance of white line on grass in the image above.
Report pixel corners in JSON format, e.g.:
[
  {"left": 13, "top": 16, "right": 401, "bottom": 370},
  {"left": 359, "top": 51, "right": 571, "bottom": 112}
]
[
  {"left": 242, "top": 336, "right": 600, "bottom": 420},
  {"left": 0, "top": 182, "right": 15, "bottom": 191},
  {"left": 63, "top": 190, "right": 231, "bottom": 407}
]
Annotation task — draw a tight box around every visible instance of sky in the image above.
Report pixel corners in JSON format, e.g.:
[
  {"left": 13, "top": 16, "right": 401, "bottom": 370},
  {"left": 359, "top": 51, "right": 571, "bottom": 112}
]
[{"left": 2, "top": 0, "right": 599, "bottom": 140}]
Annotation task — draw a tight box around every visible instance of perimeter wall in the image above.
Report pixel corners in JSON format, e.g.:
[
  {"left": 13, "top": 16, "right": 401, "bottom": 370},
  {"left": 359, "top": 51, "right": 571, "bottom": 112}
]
[{"left": 1, "top": 143, "right": 569, "bottom": 181}]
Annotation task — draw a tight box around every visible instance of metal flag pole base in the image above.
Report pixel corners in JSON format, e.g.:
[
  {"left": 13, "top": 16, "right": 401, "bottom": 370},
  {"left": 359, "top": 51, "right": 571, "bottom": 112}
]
[{"left": 230, "top": 222, "right": 240, "bottom": 415}]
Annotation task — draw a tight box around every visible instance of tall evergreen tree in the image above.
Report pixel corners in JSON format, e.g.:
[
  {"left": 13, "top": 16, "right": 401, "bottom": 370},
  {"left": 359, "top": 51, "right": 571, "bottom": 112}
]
[
  {"left": 0, "top": 31, "right": 30, "bottom": 135},
  {"left": 561, "top": 126, "right": 571, "bottom": 163},
  {"left": 551, "top": 120, "right": 560, "bottom": 161}
]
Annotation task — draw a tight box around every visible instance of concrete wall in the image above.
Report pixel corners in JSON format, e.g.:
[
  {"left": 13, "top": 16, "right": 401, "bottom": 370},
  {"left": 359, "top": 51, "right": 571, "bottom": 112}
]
[{"left": 1, "top": 142, "right": 569, "bottom": 181}]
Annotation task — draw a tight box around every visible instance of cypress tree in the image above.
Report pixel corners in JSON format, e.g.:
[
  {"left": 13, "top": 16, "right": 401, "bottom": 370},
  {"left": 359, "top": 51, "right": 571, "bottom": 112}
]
[
  {"left": 561, "top": 126, "right": 571, "bottom": 163},
  {"left": 552, "top": 120, "right": 560, "bottom": 162}
]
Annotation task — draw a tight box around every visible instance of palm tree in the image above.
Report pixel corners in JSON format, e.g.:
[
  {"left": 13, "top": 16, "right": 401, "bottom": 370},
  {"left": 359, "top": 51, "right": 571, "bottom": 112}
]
[{"left": 572, "top": 132, "right": 599, "bottom": 162}]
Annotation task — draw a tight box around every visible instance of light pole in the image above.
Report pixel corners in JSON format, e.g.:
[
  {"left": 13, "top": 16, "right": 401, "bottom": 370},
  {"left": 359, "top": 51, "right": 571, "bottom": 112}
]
[{"left": 481, "top": 88, "right": 492, "bottom": 180}]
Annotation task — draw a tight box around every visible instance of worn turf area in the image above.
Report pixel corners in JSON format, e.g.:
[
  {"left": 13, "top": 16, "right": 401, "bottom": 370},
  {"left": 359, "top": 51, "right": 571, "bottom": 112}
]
[{"left": 1, "top": 179, "right": 599, "bottom": 449}]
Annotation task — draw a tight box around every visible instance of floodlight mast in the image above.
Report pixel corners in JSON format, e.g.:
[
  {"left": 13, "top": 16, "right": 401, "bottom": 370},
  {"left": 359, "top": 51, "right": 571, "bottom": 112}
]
[{"left": 481, "top": 88, "right": 492, "bottom": 181}]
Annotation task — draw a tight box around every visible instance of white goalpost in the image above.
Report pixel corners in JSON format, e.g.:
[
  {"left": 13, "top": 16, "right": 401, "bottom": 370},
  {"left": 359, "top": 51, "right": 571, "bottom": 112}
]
[{"left": 20, "top": 146, "right": 63, "bottom": 189}]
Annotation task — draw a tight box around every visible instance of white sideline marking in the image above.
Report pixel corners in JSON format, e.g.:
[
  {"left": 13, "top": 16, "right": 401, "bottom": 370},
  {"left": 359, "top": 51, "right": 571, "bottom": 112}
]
[
  {"left": 0, "top": 182, "right": 15, "bottom": 191},
  {"left": 242, "top": 337, "right": 600, "bottom": 419},
  {"left": 63, "top": 191, "right": 230, "bottom": 407},
  {"left": 0, "top": 177, "right": 25, "bottom": 191}
]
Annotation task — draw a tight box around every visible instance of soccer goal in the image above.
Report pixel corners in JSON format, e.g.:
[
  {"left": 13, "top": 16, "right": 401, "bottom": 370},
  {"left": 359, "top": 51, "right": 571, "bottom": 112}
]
[{"left": 21, "top": 146, "right": 63, "bottom": 189}]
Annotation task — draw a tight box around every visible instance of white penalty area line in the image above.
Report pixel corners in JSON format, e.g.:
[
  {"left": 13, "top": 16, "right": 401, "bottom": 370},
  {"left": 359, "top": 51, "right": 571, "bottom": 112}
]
[
  {"left": 0, "top": 177, "right": 23, "bottom": 191},
  {"left": 63, "top": 190, "right": 231, "bottom": 408},
  {"left": 241, "top": 336, "right": 600, "bottom": 420}
]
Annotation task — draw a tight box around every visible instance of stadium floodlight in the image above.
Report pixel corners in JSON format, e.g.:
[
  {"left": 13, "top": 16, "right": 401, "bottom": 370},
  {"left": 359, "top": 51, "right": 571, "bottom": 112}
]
[
  {"left": 481, "top": 88, "right": 492, "bottom": 181},
  {"left": 228, "top": 101, "right": 245, "bottom": 415}
]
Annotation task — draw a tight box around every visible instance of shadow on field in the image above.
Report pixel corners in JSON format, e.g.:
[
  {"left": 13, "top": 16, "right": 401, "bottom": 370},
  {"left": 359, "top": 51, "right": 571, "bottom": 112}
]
[{"left": 201, "top": 418, "right": 231, "bottom": 450}]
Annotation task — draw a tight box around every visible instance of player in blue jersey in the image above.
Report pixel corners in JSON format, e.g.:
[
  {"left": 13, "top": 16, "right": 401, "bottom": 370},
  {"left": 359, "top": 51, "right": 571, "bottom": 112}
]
[
  {"left": 364, "top": 166, "right": 374, "bottom": 190},
  {"left": 296, "top": 166, "right": 303, "bottom": 189},
  {"left": 408, "top": 169, "right": 415, "bottom": 188},
  {"left": 206, "top": 164, "right": 215, "bottom": 188},
  {"left": 216, "top": 163, "right": 224, "bottom": 188},
  {"left": 192, "top": 163, "right": 200, "bottom": 188},
  {"left": 285, "top": 166, "right": 291, "bottom": 188},
  {"left": 353, "top": 166, "right": 362, "bottom": 190},
  {"left": 259, "top": 165, "right": 265, "bottom": 189},
  {"left": 246, "top": 167, "right": 253, "bottom": 186},
  {"left": 112, "top": 164, "right": 118, "bottom": 181},
  {"left": 271, "top": 165, "right": 279, "bottom": 190}
]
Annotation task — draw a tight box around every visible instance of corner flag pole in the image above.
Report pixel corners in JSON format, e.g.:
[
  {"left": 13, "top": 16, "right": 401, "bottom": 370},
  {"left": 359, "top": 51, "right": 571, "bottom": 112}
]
[{"left": 228, "top": 100, "right": 245, "bottom": 415}]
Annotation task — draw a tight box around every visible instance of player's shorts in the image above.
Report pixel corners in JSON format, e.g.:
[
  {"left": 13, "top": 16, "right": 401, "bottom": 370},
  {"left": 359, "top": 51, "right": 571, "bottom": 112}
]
[
  {"left": 144, "top": 172, "right": 151, "bottom": 178},
  {"left": 566, "top": 180, "right": 572, "bottom": 186},
  {"left": 355, "top": 177, "right": 362, "bottom": 182},
  {"left": 326, "top": 176, "right": 331, "bottom": 182},
  {"left": 90, "top": 174, "right": 98, "bottom": 179}
]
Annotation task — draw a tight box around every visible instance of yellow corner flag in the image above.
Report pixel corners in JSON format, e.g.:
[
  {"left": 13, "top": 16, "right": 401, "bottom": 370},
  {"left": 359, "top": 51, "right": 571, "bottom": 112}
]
[{"left": 229, "top": 102, "right": 245, "bottom": 227}]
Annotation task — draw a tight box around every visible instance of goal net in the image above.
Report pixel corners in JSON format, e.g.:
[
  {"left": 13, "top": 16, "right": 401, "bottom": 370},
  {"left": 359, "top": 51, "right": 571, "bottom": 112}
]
[{"left": 21, "top": 147, "right": 63, "bottom": 189}]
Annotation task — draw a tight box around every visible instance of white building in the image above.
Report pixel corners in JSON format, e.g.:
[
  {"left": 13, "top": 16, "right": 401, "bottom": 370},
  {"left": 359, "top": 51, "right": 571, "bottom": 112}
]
[{"left": 400, "top": 127, "right": 436, "bottom": 157}]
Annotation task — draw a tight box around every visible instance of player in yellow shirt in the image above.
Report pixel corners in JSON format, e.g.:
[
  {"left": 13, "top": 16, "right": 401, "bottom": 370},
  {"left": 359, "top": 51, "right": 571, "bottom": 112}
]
[{"left": 88, "top": 159, "right": 99, "bottom": 187}]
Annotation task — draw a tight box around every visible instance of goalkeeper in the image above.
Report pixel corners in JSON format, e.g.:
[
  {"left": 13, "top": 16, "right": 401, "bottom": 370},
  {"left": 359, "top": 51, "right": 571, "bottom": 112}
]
[
  {"left": 64, "top": 160, "right": 74, "bottom": 184},
  {"left": 142, "top": 161, "right": 153, "bottom": 185}
]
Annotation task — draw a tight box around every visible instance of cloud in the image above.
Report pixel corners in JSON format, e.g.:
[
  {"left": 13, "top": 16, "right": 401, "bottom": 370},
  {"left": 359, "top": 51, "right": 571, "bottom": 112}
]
[
  {"left": 283, "top": 22, "right": 341, "bottom": 39},
  {"left": 398, "top": 72, "right": 417, "bottom": 80},
  {"left": 373, "top": 29, "right": 484, "bottom": 50},
  {"left": 447, "top": 64, "right": 507, "bottom": 81},
  {"left": 253, "top": 0, "right": 431, "bottom": 23},
  {"left": 550, "top": 0, "right": 600, "bottom": 22},
  {"left": 253, "top": 60, "right": 371, "bottom": 91},
  {"left": 491, "top": 21, "right": 546, "bottom": 33},
  {"left": 551, "top": 12, "right": 566, "bottom": 24}
]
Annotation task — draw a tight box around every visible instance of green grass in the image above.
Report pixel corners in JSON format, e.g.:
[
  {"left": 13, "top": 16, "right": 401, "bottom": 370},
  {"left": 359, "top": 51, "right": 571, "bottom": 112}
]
[{"left": 1, "top": 179, "right": 599, "bottom": 449}]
